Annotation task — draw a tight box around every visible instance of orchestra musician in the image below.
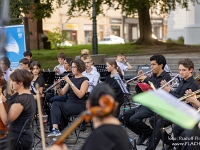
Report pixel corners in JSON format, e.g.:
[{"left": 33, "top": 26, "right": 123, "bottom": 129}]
[
  {"left": 47, "top": 84, "right": 132, "bottom": 150},
  {"left": 105, "top": 59, "right": 129, "bottom": 117},
  {"left": 176, "top": 89, "right": 200, "bottom": 150},
  {"left": 118, "top": 54, "right": 171, "bottom": 145},
  {"left": 46, "top": 58, "right": 73, "bottom": 103},
  {"left": 82, "top": 55, "right": 100, "bottom": 93},
  {"left": 48, "top": 59, "right": 89, "bottom": 137},
  {"left": 0, "top": 69, "right": 36, "bottom": 150},
  {"left": 145, "top": 58, "right": 199, "bottom": 150}
]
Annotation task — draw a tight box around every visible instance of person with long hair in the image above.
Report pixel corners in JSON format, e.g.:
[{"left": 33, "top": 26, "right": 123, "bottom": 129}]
[
  {"left": 48, "top": 59, "right": 89, "bottom": 137},
  {"left": 30, "top": 61, "right": 45, "bottom": 101},
  {"left": 105, "top": 59, "right": 129, "bottom": 117},
  {"left": 0, "top": 69, "right": 36, "bottom": 150}
]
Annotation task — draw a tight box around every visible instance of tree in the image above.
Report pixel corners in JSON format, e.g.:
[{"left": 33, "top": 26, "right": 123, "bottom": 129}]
[
  {"left": 0, "top": 0, "right": 194, "bottom": 45},
  {"left": 47, "top": 27, "right": 69, "bottom": 49},
  {"left": 62, "top": 0, "right": 194, "bottom": 45}
]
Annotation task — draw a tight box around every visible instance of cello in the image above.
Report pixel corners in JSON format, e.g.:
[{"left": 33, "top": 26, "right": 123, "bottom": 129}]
[{"left": 0, "top": 76, "right": 7, "bottom": 139}]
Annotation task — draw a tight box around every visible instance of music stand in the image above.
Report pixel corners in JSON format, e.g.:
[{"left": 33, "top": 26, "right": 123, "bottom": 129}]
[{"left": 42, "top": 72, "right": 55, "bottom": 84}]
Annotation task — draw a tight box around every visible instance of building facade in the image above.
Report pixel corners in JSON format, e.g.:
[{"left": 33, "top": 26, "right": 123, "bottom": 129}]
[{"left": 43, "top": 2, "right": 167, "bottom": 45}]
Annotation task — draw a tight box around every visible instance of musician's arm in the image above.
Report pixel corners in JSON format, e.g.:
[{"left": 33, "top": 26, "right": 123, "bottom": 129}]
[
  {"left": 0, "top": 100, "right": 23, "bottom": 125},
  {"left": 70, "top": 80, "right": 88, "bottom": 98},
  {"left": 57, "top": 83, "right": 69, "bottom": 96}
]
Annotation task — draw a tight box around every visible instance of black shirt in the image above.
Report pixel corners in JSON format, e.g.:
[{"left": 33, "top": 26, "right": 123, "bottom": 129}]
[
  {"left": 144, "top": 71, "right": 171, "bottom": 89},
  {"left": 169, "top": 76, "right": 199, "bottom": 98},
  {"left": 9, "top": 94, "right": 36, "bottom": 142},
  {"left": 81, "top": 124, "right": 132, "bottom": 150},
  {"left": 30, "top": 76, "right": 45, "bottom": 95},
  {"left": 67, "top": 77, "right": 89, "bottom": 105},
  {"left": 105, "top": 75, "right": 124, "bottom": 103}
]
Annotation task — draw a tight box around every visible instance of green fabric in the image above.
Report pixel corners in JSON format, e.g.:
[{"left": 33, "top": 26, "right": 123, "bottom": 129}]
[{"left": 133, "top": 90, "right": 200, "bottom": 130}]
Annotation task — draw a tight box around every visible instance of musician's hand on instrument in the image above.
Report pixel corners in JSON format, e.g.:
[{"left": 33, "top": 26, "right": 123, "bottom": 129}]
[
  {"left": 161, "top": 80, "right": 170, "bottom": 92},
  {"left": 138, "top": 75, "right": 146, "bottom": 82},
  {"left": 185, "top": 89, "right": 197, "bottom": 103},
  {"left": 47, "top": 144, "right": 68, "bottom": 150},
  {"left": 137, "top": 70, "right": 143, "bottom": 76},
  {"left": 63, "top": 75, "right": 71, "bottom": 83}
]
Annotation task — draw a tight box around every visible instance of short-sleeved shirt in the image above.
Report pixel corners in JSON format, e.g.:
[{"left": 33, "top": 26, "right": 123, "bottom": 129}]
[
  {"left": 81, "top": 124, "right": 132, "bottom": 150},
  {"left": 9, "top": 94, "right": 36, "bottom": 142},
  {"left": 30, "top": 76, "right": 45, "bottom": 95},
  {"left": 67, "top": 77, "right": 89, "bottom": 106}
]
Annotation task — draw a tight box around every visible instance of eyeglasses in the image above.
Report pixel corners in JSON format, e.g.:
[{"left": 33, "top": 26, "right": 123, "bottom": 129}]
[{"left": 71, "top": 66, "right": 77, "bottom": 69}]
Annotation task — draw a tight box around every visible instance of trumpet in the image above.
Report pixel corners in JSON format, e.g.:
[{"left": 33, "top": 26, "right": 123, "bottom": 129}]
[
  {"left": 195, "top": 75, "right": 200, "bottom": 85},
  {"left": 159, "top": 74, "right": 179, "bottom": 89},
  {"left": 179, "top": 89, "right": 200, "bottom": 101},
  {"left": 125, "top": 70, "right": 152, "bottom": 84}
]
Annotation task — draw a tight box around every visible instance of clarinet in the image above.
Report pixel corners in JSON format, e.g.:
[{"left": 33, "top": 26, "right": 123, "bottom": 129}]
[{"left": 43, "top": 73, "right": 73, "bottom": 93}]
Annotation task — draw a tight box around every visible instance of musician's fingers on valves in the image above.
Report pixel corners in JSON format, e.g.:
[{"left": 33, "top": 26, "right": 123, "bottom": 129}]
[
  {"left": 160, "top": 79, "right": 170, "bottom": 92},
  {"left": 138, "top": 76, "right": 146, "bottom": 82},
  {"left": 185, "top": 89, "right": 196, "bottom": 103},
  {"left": 137, "top": 70, "right": 143, "bottom": 76}
]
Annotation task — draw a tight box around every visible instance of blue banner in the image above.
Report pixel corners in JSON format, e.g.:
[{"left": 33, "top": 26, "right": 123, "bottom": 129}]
[{"left": 4, "top": 25, "right": 26, "bottom": 70}]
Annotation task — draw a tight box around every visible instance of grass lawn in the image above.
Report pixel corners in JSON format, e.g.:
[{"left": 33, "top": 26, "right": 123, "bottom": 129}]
[{"left": 31, "top": 43, "right": 142, "bottom": 70}]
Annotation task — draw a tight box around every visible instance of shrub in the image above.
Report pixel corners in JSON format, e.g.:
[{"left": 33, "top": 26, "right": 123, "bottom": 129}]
[
  {"left": 177, "top": 36, "right": 184, "bottom": 44},
  {"left": 47, "top": 27, "right": 68, "bottom": 49},
  {"left": 166, "top": 38, "right": 173, "bottom": 43}
]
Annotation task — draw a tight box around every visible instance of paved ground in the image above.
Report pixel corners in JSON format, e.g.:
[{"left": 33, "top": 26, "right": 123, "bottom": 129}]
[{"left": 33, "top": 108, "right": 167, "bottom": 150}]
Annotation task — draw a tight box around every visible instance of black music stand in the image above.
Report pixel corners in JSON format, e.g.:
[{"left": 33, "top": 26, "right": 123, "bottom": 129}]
[
  {"left": 136, "top": 65, "right": 151, "bottom": 75},
  {"left": 95, "top": 64, "right": 110, "bottom": 81},
  {"left": 42, "top": 71, "right": 55, "bottom": 84}
]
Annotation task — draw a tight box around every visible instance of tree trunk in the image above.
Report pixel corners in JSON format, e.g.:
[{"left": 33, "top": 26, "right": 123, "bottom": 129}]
[{"left": 135, "top": 0, "right": 157, "bottom": 45}]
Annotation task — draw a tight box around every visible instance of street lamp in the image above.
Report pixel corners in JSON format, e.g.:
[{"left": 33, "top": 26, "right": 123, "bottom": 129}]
[{"left": 92, "top": 0, "right": 98, "bottom": 54}]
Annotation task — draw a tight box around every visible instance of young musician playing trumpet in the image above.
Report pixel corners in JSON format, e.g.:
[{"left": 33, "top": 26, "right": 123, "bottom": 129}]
[
  {"left": 118, "top": 54, "right": 171, "bottom": 145},
  {"left": 145, "top": 58, "right": 199, "bottom": 150}
]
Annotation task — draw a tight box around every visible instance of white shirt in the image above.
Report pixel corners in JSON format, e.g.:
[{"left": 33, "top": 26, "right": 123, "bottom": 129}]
[
  {"left": 3, "top": 69, "right": 11, "bottom": 81},
  {"left": 82, "top": 68, "right": 100, "bottom": 93},
  {"left": 54, "top": 64, "right": 66, "bottom": 75},
  {"left": 116, "top": 60, "right": 128, "bottom": 76}
]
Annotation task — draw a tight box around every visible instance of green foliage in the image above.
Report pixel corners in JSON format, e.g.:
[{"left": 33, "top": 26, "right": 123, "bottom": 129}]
[
  {"left": 166, "top": 36, "right": 184, "bottom": 44},
  {"left": 47, "top": 27, "right": 69, "bottom": 49},
  {"left": 31, "top": 43, "right": 139, "bottom": 70},
  {"left": 166, "top": 38, "right": 173, "bottom": 43},
  {"left": 177, "top": 36, "right": 184, "bottom": 44},
  {"left": 0, "top": 0, "right": 64, "bottom": 21}
]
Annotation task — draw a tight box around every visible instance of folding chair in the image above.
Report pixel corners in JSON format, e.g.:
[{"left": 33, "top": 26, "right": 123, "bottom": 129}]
[
  {"left": 65, "top": 115, "right": 93, "bottom": 145},
  {"left": 12, "top": 118, "right": 33, "bottom": 150}
]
